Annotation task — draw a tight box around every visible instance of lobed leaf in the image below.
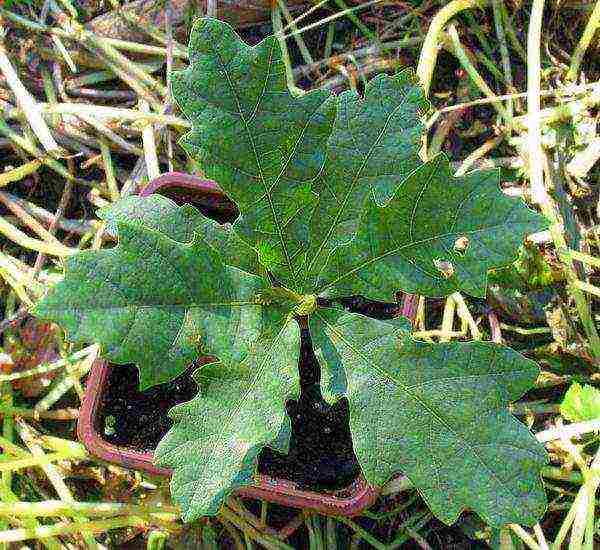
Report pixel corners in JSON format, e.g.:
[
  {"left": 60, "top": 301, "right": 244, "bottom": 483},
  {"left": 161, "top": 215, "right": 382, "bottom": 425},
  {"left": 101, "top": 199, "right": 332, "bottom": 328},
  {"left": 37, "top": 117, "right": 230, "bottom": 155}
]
[
  {"left": 174, "top": 17, "right": 337, "bottom": 289},
  {"left": 100, "top": 194, "right": 204, "bottom": 242},
  {"left": 315, "top": 155, "right": 547, "bottom": 299},
  {"left": 302, "top": 70, "right": 427, "bottom": 289},
  {"left": 100, "top": 194, "right": 260, "bottom": 274},
  {"left": 155, "top": 312, "right": 300, "bottom": 520},
  {"left": 32, "top": 18, "right": 550, "bottom": 527},
  {"left": 312, "top": 309, "right": 547, "bottom": 527},
  {"left": 34, "top": 213, "right": 268, "bottom": 389}
]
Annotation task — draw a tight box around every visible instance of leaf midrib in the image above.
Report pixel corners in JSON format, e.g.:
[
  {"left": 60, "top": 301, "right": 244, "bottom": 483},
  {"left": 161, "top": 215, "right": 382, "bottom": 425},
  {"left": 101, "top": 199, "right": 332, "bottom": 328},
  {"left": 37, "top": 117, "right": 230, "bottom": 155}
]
[
  {"left": 211, "top": 38, "right": 322, "bottom": 290},
  {"left": 180, "top": 318, "right": 297, "bottom": 509}
]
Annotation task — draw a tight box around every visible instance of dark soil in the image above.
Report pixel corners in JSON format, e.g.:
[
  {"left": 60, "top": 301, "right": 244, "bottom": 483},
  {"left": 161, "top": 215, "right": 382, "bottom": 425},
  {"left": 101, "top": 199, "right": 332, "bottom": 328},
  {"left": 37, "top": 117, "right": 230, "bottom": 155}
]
[
  {"left": 98, "top": 363, "right": 197, "bottom": 452},
  {"left": 255, "top": 327, "right": 359, "bottom": 490},
  {"left": 96, "top": 299, "right": 404, "bottom": 493}
]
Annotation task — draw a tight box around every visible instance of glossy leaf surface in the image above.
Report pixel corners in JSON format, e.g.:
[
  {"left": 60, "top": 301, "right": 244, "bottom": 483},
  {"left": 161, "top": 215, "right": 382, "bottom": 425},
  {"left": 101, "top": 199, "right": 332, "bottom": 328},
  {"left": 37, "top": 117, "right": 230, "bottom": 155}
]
[
  {"left": 35, "top": 212, "right": 267, "bottom": 389},
  {"left": 101, "top": 194, "right": 259, "bottom": 273},
  {"left": 315, "top": 155, "right": 546, "bottom": 300},
  {"left": 33, "top": 18, "right": 549, "bottom": 527},
  {"left": 302, "top": 70, "right": 427, "bottom": 289},
  {"left": 174, "top": 17, "right": 336, "bottom": 288}
]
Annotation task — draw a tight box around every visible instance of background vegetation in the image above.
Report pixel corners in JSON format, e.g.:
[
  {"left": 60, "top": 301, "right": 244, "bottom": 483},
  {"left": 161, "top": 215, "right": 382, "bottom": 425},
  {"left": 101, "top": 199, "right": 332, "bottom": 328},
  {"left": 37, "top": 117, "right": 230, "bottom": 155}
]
[{"left": 0, "top": 0, "right": 599, "bottom": 547}]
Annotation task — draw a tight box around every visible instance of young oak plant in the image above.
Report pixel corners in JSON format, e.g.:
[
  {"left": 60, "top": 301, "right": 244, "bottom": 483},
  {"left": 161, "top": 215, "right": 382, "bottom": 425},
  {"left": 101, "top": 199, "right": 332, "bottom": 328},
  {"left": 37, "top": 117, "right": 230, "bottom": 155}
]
[{"left": 35, "top": 18, "right": 549, "bottom": 527}]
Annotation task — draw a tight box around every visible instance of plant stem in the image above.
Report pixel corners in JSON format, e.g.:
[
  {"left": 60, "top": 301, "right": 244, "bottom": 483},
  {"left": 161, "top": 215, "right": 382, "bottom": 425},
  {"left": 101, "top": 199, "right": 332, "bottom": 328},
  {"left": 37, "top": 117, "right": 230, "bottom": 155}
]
[
  {"left": 542, "top": 466, "right": 583, "bottom": 484},
  {"left": 450, "top": 292, "right": 481, "bottom": 340},
  {"left": 509, "top": 525, "right": 541, "bottom": 550},
  {"left": 39, "top": 102, "right": 188, "bottom": 128},
  {"left": 515, "top": 82, "right": 600, "bottom": 130},
  {"left": 140, "top": 100, "right": 161, "bottom": 181},
  {"left": 533, "top": 524, "right": 549, "bottom": 550},
  {"left": 294, "top": 36, "right": 423, "bottom": 78},
  {"left": 220, "top": 507, "right": 293, "bottom": 550},
  {"left": 326, "top": 517, "right": 336, "bottom": 549},
  {"left": 227, "top": 498, "right": 281, "bottom": 540},
  {"left": 0, "top": 117, "right": 92, "bottom": 187},
  {"left": 0, "top": 346, "right": 95, "bottom": 383},
  {"left": 277, "top": 0, "right": 314, "bottom": 68},
  {"left": 439, "top": 295, "right": 456, "bottom": 343},
  {"left": 272, "top": 6, "right": 298, "bottom": 95},
  {"left": 438, "top": 81, "right": 599, "bottom": 114},
  {"left": 0, "top": 516, "right": 148, "bottom": 543},
  {"left": 16, "top": 419, "right": 99, "bottom": 547},
  {"left": 280, "top": 0, "right": 383, "bottom": 42},
  {"left": 330, "top": 0, "right": 377, "bottom": 42},
  {"left": 566, "top": 0, "right": 600, "bottom": 81},
  {"left": 573, "top": 280, "right": 600, "bottom": 299},
  {"left": 412, "top": 329, "right": 465, "bottom": 340},
  {"left": 0, "top": 192, "right": 64, "bottom": 247},
  {"left": 455, "top": 135, "right": 504, "bottom": 176},
  {"left": 499, "top": 323, "right": 551, "bottom": 335},
  {"left": 0, "top": 215, "right": 76, "bottom": 257},
  {"left": 0, "top": 452, "right": 83, "bottom": 473},
  {"left": 527, "top": 0, "right": 546, "bottom": 206},
  {"left": 0, "top": 500, "right": 179, "bottom": 518},
  {"left": 447, "top": 25, "right": 512, "bottom": 126},
  {"left": 77, "top": 113, "right": 143, "bottom": 156},
  {"left": 0, "top": 159, "right": 42, "bottom": 187},
  {"left": 563, "top": 248, "right": 600, "bottom": 269},
  {"left": 492, "top": 0, "right": 514, "bottom": 122},
  {"left": 34, "top": 352, "right": 93, "bottom": 411},
  {"left": 525, "top": 0, "right": 600, "bottom": 360},
  {"left": 552, "top": 485, "right": 582, "bottom": 549},
  {"left": 537, "top": 418, "right": 600, "bottom": 442},
  {"left": 0, "top": 294, "right": 14, "bottom": 509},
  {"left": 336, "top": 517, "right": 387, "bottom": 550},
  {"left": 416, "top": 0, "right": 489, "bottom": 96},
  {"left": 0, "top": 486, "right": 62, "bottom": 550},
  {"left": 100, "top": 139, "right": 120, "bottom": 201},
  {"left": 0, "top": 405, "right": 78, "bottom": 421}
]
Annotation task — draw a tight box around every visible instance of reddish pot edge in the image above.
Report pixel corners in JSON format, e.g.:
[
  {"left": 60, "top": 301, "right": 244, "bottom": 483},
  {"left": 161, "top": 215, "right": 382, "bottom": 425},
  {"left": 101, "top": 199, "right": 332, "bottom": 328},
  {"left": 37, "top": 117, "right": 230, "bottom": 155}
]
[
  {"left": 78, "top": 360, "right": 378, "bottom": 516},
  {"left": 141, "top": 172, "right": 223, "bottom": 197}
]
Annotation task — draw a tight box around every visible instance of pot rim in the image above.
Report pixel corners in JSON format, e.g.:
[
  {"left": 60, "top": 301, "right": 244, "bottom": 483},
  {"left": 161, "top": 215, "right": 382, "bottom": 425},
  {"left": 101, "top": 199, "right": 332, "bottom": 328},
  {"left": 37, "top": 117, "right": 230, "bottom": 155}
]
[{"left": 140, "top": 172, "right": 225, "bottom": 199}]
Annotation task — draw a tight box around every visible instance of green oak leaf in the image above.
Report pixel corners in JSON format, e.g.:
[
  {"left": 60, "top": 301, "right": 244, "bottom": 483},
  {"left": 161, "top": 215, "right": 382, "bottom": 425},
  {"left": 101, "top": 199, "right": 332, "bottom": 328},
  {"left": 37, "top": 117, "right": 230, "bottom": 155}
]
[
  {"left": 34, "top": 217, "right": 267, "bottom": 389},
  {"left": 560, "top": 382, "right": 600, "bottom": 422},
  {"left": 315, "top": 154, "right": 547, "bottom": 299},
  {"left": 32, "top": 18, "right": 550, "bottom": 527},
  {"left": 302, "top": 70, "right": 427, "bottom": 289},
  {"left": 100, "top": 194, "right": 204, "bottom": 242},
  {"left": 100, "top": 194, "right": 260, "bottom": 274},
  {"left": 174, "top": 17, "right": 337, "bottom": 290},
  {"left": 155, "top": 312, "right": 300, "bottom": 520},
  {"left": 312, "top": 309, "right": 547, "bottom": 527}
]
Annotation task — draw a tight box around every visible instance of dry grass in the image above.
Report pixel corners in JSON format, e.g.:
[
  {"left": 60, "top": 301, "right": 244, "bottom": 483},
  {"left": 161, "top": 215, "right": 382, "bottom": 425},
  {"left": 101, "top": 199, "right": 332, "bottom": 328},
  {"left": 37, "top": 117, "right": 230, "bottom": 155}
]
[{"left": 0, "top": 0, "right": 599, "bottom": 547}]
